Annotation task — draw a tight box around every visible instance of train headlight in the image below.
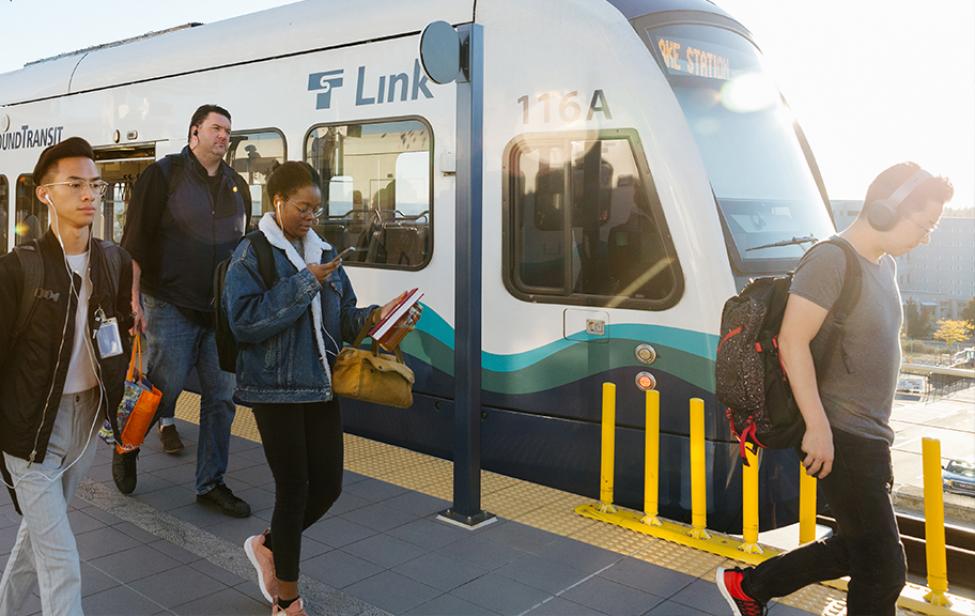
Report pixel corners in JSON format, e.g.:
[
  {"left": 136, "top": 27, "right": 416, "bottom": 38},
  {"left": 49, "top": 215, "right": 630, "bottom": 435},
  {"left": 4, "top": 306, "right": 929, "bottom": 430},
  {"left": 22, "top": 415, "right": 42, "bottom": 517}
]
[
  {"left": 635, "top": 371, "right": 656, "bottom": 391},
  {"left": 635, "top": 344, "right": 656, "bottom": 365}
]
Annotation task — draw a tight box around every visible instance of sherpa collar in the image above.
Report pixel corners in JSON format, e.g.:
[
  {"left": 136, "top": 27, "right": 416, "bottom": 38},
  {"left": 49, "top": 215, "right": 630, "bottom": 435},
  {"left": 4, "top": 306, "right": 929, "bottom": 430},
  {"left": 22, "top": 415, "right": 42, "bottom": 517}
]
[{"left": 258, "top": 212, "right": 332, "bottom": 378}]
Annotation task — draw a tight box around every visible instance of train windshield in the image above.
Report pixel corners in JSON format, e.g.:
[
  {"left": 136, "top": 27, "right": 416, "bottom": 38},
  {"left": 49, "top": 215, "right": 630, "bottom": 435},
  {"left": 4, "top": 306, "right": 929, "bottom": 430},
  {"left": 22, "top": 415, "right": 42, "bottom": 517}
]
[{"left": 649, "top": 24, "right": 835, "bottom": 270}]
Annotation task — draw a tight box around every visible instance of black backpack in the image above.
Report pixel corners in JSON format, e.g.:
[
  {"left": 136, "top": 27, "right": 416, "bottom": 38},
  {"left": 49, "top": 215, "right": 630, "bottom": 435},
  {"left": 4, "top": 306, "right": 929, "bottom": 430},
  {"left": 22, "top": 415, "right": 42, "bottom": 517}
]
[
  {"left": 12, "top": 239, "right": 123, "bottom": 342},
  {"left": 715, "top": 238, "right": 862, "bottom": 456},
  {"left": 213, "top": 231, "right": 277, "bottom": 373}
]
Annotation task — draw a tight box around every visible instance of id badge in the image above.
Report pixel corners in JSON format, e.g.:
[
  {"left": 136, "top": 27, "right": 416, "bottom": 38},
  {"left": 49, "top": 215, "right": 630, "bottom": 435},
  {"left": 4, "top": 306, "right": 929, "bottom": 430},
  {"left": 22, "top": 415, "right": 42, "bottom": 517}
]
[{"left": 95, "top": 317, "right": 124, "bottom": 359}]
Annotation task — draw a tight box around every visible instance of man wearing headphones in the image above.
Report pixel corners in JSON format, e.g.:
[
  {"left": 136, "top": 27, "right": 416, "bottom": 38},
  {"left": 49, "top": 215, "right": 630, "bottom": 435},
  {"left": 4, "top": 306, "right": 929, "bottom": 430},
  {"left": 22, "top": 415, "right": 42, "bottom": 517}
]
[
  {"left": 0, "top": 137, "right": 133, "bottom": 616},
  {"left": 717, "top": 162, "right": 953, "bottom": 616},
  {"left": 119, "top": 105, "right": 252, "bottom": 518}
]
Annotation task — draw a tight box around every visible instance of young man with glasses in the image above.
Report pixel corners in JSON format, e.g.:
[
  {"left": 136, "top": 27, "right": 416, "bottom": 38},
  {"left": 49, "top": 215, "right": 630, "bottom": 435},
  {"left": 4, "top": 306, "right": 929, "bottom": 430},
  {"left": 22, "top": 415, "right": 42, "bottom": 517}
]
[
  {"left": 716, "top": 162, "right": 953, "bottom": 616},
  {"left": 0, "top": 137, "right": 133, "bottom": 615},
  {"left": 118, "top": 105, "right": 253, "bottom": 518}
]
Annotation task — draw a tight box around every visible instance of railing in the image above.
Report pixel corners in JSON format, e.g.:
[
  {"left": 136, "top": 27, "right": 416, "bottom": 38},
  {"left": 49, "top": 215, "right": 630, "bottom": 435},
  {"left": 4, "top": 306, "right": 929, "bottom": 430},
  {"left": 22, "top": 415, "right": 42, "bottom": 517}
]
[{"left": 575, "top": 385, "right": 975, "bottom": 616}]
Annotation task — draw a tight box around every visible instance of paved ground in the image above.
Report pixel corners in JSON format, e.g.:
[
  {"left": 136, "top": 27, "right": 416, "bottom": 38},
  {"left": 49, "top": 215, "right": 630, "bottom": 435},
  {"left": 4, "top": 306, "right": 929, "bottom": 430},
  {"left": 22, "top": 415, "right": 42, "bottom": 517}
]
[
  {"left": 0, "top": 419, "right": 816, "bottom": 616},
  {"left": 891, "top": 385, "right": 975, "bottom": 522}
]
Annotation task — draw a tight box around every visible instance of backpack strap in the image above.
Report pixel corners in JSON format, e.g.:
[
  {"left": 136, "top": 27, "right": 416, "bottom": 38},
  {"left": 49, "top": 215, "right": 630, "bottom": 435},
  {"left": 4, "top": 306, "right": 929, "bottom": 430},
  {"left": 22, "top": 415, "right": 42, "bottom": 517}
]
[
  {"left": 816, "top": 238, "right": 863, "bottom": 371},
  {"left": 13, "top": 242, "right": 43, "bottom": 342},
  {"left": 245, "top": 230, "right": 277, "bottom": 289},
  {"left": 156, "top": 154, "right": 185, "bottom": 197},
  {"left": 97, "top": 239, "right": 123, "bottom": 303},
  {"left": 821, "top": 237, "right": 863, "bottom": 326}
]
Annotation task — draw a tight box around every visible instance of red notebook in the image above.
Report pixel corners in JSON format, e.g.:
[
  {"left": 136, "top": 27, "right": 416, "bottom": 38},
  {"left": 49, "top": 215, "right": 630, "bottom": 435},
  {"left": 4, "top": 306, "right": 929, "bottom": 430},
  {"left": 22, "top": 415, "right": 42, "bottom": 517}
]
[{"left": 369, "top": 288, "right": 424, "bottom": 349}]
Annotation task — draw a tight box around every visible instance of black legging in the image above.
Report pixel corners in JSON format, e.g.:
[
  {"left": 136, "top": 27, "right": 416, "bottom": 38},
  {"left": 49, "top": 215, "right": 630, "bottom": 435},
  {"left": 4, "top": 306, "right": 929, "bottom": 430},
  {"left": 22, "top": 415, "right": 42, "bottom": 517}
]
[{"left": 252, "top": 399, "right": 343, "bottom": 582}]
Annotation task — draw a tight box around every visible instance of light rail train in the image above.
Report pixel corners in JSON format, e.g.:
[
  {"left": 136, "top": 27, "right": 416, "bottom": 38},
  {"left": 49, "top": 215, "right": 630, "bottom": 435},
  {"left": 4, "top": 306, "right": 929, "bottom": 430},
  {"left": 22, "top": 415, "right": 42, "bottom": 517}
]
[{"left": 0, "top": 0, "right": 839, "bottom": 531}]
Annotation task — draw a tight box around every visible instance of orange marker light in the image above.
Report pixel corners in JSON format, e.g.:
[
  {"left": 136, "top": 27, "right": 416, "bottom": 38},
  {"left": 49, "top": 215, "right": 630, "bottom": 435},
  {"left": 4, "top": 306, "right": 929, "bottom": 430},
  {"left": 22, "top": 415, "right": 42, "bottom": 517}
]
[{"left": 635, "top": 372, "right": 656, "bottom": 391}]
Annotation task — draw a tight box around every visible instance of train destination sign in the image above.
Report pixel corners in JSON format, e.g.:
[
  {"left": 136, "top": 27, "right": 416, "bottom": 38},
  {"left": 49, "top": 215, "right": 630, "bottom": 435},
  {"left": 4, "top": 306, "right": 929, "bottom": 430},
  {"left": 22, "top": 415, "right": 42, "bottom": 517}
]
[{"left": 655, "top": 37, "right": 731, "bottom": 80}]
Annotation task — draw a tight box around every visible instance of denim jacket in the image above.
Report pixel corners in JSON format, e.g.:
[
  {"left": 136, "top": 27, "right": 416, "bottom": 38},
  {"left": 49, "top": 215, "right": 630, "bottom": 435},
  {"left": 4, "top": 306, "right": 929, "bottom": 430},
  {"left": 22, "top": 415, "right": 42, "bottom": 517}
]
[{"left": 223, "top": 214, "right": 376, "bottom": 404}]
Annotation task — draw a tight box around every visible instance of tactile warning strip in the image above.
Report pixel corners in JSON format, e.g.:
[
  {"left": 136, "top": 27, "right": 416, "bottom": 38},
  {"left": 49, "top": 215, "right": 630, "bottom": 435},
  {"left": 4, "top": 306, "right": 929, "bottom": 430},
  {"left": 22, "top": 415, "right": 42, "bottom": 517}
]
[{"left": 174, "top": 393, "right": 857, "bottom": 614}]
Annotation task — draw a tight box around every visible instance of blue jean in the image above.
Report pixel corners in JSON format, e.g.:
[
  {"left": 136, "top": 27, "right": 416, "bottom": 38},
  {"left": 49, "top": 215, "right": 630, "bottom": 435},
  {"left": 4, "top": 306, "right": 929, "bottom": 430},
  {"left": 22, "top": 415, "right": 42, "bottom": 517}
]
[
  {"left": 0, "top": 388, "right": 100, "bottom": 616},
  {"left": 142, "top": 294, "right": 236, "bottom": 495}
]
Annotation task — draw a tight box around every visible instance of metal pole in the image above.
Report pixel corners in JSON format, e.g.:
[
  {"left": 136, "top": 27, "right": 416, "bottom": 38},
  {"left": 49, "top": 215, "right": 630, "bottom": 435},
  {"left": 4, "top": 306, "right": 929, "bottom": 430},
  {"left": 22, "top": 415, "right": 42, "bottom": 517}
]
[
  {"left": 440, "top": 23, "right": 494, "bottom": 528},
  {"left": 597, "top": 383, "right": 617, "bottom": 513},
  {"left": 642, "top": 389, "right": 661, "bottom": 526},
  {"left": 739, "top": 443, "right": 762, "bottom": 554},
  {"left": 798, "top": 465, "right": 817, "bottom": 544},
  {"left": 688, "top": 398, "right": 710, "bottom": 539},
  {"left": 922, "top": 437, "right": 951, "bottom": 607}
]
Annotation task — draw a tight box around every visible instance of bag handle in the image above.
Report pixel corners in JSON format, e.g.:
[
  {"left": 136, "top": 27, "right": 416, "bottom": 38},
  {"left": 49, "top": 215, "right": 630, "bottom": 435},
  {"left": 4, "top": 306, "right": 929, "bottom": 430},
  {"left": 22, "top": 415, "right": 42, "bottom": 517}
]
[{"left": 127, "top": 334, "right": 143, "bottom": 381}]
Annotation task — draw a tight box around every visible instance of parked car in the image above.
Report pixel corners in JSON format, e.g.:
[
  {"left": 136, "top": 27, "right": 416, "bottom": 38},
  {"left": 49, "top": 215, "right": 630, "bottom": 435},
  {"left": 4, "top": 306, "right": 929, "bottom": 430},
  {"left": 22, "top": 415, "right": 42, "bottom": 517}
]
[
  {"left": 896, "top": 376, "right": 925, "bottom": 396},
  {"left": 943, "top": 460, "right": 975, "bottom": 497}
]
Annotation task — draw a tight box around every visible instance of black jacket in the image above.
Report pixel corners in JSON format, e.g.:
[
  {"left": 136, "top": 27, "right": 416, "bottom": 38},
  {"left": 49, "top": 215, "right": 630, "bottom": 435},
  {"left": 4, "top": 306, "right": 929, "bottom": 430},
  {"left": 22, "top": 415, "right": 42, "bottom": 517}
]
[
  {"left": 121, "top": 147, "right": 250, "bottom": 313},
  {"left": 0, "top": 232, "right": 133, "bottom": 466}
]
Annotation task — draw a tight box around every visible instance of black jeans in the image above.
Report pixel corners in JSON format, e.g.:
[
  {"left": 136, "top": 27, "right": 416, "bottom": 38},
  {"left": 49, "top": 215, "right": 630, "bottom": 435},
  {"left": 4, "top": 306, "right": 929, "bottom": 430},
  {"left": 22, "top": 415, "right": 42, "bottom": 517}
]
[
  {"left": 252, "top": 400, "right": 343, "bottom": 582},
  {"left": 743, "top": 429, "right": 906, "bottom": 615}
]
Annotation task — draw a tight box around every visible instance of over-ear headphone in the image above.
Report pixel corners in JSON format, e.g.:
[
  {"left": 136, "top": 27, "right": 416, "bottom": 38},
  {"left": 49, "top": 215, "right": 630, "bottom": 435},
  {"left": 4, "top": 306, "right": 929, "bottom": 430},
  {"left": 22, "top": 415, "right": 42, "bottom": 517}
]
[{"left": 866, "top": 169, "right": 933, "bottom": 231}]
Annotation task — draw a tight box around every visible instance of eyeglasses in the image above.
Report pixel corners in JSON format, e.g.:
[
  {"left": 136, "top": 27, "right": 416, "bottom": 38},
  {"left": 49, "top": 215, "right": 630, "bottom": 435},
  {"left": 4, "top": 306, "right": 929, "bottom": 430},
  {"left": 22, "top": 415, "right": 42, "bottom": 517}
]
[
  {"left": 907, "top": 215, "right": 938, "bottom": 237},
  {"left": 42, "top": 180, "right": 109, "bottom": 197},
  {"left": 287, "top": 201, "right": 323, "bottom": 219}
]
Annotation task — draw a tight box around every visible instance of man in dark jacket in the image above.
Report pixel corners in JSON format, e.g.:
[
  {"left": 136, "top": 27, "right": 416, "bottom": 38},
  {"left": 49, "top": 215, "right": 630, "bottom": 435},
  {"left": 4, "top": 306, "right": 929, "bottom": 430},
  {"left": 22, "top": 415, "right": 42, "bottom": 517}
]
[
  {"left": 0, "top": 137, "right": 133, "bottom": 616},
  {"left": 118, "top": 104, "right": 251, "bottom": 517}
]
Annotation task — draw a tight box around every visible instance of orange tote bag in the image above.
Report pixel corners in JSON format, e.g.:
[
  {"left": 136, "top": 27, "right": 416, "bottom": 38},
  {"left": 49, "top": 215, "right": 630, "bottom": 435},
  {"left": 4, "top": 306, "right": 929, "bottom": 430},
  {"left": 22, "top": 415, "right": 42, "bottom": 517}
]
[{"left": 114, "top": 334, "right": 163, "bottom": 454}]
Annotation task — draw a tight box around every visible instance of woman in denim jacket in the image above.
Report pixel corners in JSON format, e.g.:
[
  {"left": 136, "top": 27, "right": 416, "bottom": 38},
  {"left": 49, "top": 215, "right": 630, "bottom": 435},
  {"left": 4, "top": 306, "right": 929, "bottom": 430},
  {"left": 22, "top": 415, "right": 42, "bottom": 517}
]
[{"left": 224, "top": 162, "right": 400, "bottom": 616}]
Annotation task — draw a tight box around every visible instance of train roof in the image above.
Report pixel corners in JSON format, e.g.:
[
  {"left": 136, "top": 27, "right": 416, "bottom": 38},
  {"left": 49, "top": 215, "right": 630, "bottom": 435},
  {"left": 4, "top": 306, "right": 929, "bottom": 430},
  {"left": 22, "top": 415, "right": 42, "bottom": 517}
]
[
  {"left": 607, "top": 0, "right": 735, "bottom": 21},
  {"left": 0, "top": 0, "right": 743, "bottom": 107}
]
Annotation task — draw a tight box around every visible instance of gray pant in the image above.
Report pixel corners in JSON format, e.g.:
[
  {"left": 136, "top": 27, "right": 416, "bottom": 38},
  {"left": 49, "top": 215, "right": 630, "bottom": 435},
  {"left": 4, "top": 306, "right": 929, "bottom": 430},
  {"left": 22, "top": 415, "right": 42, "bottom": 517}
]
[{"left": 0, "top": 388, "right": 100, "bottom": 616}]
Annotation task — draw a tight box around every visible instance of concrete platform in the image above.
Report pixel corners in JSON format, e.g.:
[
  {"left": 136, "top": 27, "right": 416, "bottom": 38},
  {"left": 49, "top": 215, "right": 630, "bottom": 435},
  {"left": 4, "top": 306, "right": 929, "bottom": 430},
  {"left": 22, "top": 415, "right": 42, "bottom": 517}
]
[{"left": 0, "top": 392, "right": 855, "bottom": 615}]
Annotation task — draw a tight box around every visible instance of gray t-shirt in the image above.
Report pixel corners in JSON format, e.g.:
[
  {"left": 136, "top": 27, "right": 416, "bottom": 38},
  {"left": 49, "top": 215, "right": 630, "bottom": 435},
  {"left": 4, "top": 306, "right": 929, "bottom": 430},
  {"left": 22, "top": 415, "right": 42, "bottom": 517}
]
[{"left": 789, "top": 239, "right": 902, "bottom": 444}]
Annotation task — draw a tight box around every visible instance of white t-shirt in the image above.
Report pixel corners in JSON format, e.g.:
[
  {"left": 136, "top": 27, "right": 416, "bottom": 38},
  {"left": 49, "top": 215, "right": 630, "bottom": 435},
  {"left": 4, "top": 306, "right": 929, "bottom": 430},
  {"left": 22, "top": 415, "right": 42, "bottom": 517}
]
[{"left": 63, "top": 251, "right": 98, "bottom": 394}]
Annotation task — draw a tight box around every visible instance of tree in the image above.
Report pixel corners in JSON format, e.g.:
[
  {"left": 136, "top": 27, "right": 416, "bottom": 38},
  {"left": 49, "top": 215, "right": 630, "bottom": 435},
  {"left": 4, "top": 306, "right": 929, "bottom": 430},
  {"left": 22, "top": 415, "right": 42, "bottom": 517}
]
[
  {"left": 904, "top": 299, "right": 935, "bottom": 339},
  {"left": 962, "top": 297, "right": 975, "bottom": 328},
  {"left": 933, "top": 319, "right": 974, "bottom": 353}
]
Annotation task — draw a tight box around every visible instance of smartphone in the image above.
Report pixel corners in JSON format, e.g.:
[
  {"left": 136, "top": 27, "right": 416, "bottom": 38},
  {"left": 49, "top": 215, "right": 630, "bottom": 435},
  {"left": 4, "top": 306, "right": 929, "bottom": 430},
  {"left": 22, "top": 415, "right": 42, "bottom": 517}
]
[{"left": 331, "top": 246, "right": 357, "bottom": 262}]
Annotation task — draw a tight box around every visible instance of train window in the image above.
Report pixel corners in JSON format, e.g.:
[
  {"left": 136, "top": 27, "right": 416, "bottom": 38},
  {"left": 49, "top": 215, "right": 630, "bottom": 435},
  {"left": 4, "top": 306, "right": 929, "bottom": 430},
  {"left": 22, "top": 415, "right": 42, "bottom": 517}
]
[
  {"left": 503, "top": 131, "right": 683, "bottom": 310},
  {"left": 226, "top": 129, "right": 287, "bottom": 231},
  {"left": 0, "top": 176, "right": 7, "bottom": 252},
  {"left": 304, "top": 119, "right": 432, "bottom": 270},
  {"left": 15, "top": 174, "right": 46, "bottom": 246}
]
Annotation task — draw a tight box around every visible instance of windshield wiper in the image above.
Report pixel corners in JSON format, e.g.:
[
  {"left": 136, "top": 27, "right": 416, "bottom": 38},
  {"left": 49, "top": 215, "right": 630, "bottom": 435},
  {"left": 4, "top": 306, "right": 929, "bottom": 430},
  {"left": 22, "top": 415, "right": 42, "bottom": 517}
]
[{"left": 746, "top": 235, "right": 818, "bottom": 252}]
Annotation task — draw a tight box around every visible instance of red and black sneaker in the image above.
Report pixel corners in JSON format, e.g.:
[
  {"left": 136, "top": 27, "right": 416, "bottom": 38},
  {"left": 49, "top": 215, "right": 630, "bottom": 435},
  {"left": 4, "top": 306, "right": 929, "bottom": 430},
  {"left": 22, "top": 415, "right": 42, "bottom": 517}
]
[{"left": 715, "top": 567, "right": 767, "bottom": 616}]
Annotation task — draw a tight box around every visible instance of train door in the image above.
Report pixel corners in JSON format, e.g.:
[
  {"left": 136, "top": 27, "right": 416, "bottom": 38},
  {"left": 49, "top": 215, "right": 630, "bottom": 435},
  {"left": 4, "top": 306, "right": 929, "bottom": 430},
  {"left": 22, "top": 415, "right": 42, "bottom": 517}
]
[{"left": 92, "top": 144, "right": 156, "bottom": 242}]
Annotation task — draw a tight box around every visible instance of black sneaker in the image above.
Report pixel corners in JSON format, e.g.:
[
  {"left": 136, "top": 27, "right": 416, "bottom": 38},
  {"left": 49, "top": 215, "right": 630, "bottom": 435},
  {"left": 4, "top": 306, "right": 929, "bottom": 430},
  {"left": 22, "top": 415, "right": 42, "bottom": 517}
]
[
  {"left": 112, "top": 449, "right": 138, "bottom": 495},
  {"left": 197, "top": 484, "right": 251, "bottom": 518},
  {"left": 715, "top": 567, "right": 767, "bottom": 616},
  {"left": 159, "top": 424, "right": 184, "bottom": 454}
]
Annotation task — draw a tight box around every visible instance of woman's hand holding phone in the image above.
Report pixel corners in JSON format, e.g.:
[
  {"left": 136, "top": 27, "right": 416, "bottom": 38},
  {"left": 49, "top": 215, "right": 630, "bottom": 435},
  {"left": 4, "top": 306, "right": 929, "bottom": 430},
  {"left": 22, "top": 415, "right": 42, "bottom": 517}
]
[{"left": 308, "top": 247, "right": 356, "bottom": 283}]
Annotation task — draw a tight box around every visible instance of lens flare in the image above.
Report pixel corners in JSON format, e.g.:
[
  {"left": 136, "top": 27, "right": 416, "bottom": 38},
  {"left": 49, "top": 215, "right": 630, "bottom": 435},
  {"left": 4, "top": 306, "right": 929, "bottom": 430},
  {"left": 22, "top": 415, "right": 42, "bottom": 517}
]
[{"left": 720, "top": 72, "right": 779, "bottom": 113}]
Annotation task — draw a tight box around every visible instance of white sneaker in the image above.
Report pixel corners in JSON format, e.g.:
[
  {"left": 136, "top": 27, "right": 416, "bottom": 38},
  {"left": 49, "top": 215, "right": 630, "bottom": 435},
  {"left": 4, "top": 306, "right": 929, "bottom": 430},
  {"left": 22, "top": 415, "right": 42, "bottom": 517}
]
[{"left": 244, "top": 531, "right": 277, "bottom": 604}]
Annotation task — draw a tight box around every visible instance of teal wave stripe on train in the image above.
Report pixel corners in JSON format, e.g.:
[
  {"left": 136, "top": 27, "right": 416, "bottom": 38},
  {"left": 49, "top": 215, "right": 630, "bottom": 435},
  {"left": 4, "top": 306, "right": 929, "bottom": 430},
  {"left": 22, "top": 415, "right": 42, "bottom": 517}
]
[{"left": 398, "top": 305, "right": 719, "bottom": 395}]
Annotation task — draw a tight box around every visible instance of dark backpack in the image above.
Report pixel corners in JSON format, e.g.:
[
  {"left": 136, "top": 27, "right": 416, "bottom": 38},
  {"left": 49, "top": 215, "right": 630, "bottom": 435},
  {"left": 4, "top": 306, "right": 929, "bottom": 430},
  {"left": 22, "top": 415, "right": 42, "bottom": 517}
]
[
  {"left": 13, "top": 239, "right": 123, "bottom": 343},
  {"left": 213, "top": 231, "right": 277, "bottom": 373},
  {"left": 715, "top": 238, "right": 862, "bottom": 456}
]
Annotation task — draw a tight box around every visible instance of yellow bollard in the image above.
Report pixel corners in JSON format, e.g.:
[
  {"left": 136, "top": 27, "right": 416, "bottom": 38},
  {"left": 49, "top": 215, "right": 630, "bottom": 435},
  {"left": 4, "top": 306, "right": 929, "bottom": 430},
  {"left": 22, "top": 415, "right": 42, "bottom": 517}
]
[
  {"left": 688, "top": 398, "right": 710, "bottom": 539},
  {"left": 598, "top": 383, "right": 617, "bottom": 513},
  {"left": 922, "top": 438, "right": 952, "bottom": 607},
  {"left": 799, "top": 464, "right": 817, "bottom": 545},
  {"left": 642, "top": 389, "right": 662, "bottom": 526},
  {"left": 739, "top": 442, "right": 762, "bottom": 553}
]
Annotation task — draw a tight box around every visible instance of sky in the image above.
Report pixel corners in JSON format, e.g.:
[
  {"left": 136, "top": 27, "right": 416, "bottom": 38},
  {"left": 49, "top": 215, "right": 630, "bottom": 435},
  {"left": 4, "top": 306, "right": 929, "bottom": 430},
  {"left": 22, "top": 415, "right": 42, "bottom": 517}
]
[{"left": 0, "top": 0, "right": 972, "bottom": 208}]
